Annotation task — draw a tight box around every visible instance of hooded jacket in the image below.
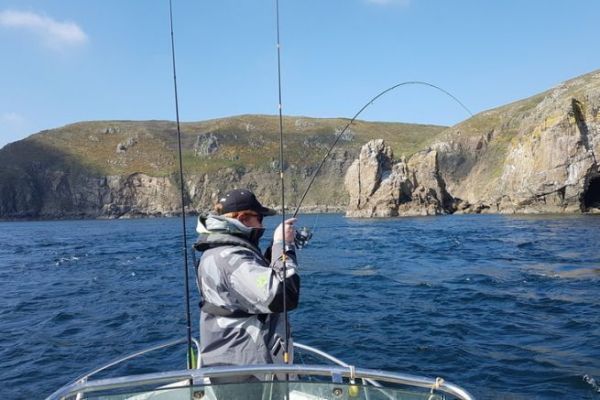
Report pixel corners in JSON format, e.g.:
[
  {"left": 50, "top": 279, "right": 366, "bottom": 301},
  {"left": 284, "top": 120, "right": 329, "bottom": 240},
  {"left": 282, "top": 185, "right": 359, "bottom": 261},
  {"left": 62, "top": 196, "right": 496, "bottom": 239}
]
[{"left": 194, "top": 214, "right": 300, "bottom": 373}]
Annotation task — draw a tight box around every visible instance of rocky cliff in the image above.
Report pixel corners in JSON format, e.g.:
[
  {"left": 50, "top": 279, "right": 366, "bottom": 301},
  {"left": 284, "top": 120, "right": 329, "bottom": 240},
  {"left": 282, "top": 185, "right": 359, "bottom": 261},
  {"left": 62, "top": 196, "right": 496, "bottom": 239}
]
[
  {"left": 0, "top": 116, "right": 444, "bottom": 219},
  {"left": 345, "top": 70, "right": 600, "bottom": 217}
]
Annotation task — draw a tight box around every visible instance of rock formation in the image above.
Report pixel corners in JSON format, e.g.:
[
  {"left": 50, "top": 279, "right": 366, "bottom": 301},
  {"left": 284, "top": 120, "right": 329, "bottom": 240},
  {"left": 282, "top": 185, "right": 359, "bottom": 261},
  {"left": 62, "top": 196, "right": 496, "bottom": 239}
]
[
  {"left": 194, "top": 133, "right": 219, "bottom": 156},
  {"left": 345, "top": 140, "right": 454, "bottom": 217},
  {"left": 0, "top": 116, "right": 444, "bottom": 219},
  {"left": 345, "top": 70, "right": 600, "bottom": 217}
]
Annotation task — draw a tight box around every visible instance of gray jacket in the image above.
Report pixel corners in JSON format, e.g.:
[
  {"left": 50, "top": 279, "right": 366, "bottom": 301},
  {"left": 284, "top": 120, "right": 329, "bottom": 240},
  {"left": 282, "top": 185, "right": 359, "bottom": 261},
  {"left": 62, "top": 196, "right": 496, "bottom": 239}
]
[{"left": 194, "top": 214, "right": 300, "bottom": 372}]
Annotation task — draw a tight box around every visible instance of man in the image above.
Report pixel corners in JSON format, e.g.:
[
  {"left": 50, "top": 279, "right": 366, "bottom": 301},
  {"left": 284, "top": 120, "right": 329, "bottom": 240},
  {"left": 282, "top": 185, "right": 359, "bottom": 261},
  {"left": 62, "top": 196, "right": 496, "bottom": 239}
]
[{"left": 194, "top": 188, "right": 300, "bottom": 380}]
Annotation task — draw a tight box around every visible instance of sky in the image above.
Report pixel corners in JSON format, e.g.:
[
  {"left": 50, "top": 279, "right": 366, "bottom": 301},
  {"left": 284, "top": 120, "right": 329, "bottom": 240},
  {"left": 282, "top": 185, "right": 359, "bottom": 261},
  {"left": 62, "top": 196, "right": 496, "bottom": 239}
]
[{"left": 1, "top": 0, "right": 600, "bottom": 148}]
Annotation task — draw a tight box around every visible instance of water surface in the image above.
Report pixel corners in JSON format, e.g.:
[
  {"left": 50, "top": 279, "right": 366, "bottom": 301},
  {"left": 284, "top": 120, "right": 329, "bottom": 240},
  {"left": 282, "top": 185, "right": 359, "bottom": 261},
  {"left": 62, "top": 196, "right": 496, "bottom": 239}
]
[{"left": 0, "top": 214, "right": 599, "bottom": 399}]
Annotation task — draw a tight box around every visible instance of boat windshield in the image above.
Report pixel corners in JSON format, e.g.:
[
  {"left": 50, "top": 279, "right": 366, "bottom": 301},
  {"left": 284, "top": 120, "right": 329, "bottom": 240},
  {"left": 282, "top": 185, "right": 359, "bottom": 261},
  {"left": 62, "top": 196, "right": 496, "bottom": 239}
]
[{"left": 76, "top": 380, "right": 458, "bottom": 400}]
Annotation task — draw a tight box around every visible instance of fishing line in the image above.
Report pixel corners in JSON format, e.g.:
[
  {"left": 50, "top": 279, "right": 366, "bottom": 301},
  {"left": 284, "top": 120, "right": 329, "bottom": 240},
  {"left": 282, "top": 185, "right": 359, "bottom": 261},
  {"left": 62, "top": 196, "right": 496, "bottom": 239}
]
[
  {"left": 292, "top": 81, "right": 474, "bottom": 244},
  {"left": 168, "top": 0, "right": 194, "bottom": 370},
  {"left": 274, "top": 0, "right": 291, "bottom": 368}
]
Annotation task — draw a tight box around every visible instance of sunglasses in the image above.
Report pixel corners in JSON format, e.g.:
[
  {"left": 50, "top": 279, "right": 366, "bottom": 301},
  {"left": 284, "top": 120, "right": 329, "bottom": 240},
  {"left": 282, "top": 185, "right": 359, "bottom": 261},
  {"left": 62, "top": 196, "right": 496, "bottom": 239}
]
[{"left": 243, "top": 211, "right": 263, "bottom": 223}]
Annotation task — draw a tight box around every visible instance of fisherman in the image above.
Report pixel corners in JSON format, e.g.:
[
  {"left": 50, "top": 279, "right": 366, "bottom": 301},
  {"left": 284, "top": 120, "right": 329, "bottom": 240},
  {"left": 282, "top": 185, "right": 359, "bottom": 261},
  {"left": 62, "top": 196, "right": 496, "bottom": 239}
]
[{"left": 194, "top": 188, "right": 300, "bottom": 387}]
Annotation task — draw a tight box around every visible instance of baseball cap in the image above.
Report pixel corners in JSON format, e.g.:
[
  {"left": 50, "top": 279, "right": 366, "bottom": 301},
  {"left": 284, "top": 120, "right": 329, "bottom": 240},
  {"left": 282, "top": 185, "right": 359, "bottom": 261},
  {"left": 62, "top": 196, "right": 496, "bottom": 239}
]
[{"left": 218, "top": 189, "right": 277, "bottom": 216}]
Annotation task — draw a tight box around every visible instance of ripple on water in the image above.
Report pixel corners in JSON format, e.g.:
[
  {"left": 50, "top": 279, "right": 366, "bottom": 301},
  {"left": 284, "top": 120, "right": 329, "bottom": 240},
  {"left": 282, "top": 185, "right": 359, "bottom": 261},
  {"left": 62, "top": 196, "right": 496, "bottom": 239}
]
[
  {"left": 583, "top": 375, "right": 600, "bottom": 393},
  {"left": 49, "top": 311, "right": 78, "bottom": 323},
  {"left": 349, "top": 265, "right": 379, "bottom": 276},
  {"left": 54, "top": 255, "right": 82, "bottom": 266}
]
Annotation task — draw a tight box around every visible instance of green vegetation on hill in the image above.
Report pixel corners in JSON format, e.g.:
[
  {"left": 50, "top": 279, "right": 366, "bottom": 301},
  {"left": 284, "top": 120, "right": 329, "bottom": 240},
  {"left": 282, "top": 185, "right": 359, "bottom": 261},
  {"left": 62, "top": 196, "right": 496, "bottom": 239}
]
[{"left": 2, "top": 115, "right": 445, "bottom": 178}]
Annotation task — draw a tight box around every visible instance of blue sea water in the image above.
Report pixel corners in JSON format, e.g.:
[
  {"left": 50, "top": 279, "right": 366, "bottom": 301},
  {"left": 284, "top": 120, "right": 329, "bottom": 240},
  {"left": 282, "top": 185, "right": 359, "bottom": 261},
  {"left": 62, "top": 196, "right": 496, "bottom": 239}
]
[{"left": 0, "top": 214, "right": 599, "bottom": 400}]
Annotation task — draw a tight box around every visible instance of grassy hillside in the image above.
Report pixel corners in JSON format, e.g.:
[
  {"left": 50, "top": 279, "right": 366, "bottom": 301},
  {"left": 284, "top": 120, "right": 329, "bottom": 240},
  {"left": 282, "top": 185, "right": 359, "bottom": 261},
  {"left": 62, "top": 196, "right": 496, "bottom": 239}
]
[{"left": 2, "top": 115, "right": 446, "bottom": 178}]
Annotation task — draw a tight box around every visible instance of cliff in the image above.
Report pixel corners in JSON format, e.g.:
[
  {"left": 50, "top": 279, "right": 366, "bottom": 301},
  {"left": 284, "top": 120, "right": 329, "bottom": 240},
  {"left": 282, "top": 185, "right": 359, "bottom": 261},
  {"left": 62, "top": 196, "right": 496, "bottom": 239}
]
[
  {"left": 345, "top": 70, "right": 600, "bottom": 217},
  {"left": 0, "top": 116, "right": 444, "bottom": 219}
]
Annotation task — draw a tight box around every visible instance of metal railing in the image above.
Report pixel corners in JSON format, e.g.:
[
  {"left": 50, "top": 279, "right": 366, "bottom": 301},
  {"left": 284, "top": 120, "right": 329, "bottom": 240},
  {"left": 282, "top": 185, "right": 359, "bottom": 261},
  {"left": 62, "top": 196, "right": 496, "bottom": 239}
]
[
  {"left": 70, "top": 337, "right": 200, "bottom": 385},
  {"left": 45, "top": 339, "right": 475, "bottom": 400}
]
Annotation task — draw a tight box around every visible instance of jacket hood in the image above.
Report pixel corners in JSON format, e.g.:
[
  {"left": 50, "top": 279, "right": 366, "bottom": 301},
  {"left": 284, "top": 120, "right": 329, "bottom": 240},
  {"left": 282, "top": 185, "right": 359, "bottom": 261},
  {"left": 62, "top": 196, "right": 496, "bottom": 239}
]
[{"left": 194, "top": 214, "right": 265, "bottom": 252}]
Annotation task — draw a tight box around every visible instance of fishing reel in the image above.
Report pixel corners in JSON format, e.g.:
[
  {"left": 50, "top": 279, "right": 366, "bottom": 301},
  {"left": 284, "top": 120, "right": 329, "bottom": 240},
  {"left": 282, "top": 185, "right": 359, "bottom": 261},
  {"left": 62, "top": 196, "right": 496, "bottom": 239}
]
[{"left": 294, "top": 226, "right": 313, "bottom": 249}]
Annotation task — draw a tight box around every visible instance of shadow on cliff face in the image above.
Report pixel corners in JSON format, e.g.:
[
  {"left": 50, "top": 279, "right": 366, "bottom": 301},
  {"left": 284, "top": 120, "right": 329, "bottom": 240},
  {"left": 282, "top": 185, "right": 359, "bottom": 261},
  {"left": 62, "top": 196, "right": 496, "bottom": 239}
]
[
  {"left": 583, "top": 176, "right": 600, "bottom": 211},
  {"left": 0, "top": 138, "right": 102, "bottom": 219}
]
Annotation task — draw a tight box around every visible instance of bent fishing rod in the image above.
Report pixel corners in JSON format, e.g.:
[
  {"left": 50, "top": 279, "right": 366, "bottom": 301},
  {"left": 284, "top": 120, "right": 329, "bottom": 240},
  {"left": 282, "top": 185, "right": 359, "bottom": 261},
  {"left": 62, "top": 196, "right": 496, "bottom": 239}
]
[
  {"left": 291, "top": 81, "right": 474, "bottom": 247},
  {"left": 168, "top": 0, "right": 194, "bottom": 370}
]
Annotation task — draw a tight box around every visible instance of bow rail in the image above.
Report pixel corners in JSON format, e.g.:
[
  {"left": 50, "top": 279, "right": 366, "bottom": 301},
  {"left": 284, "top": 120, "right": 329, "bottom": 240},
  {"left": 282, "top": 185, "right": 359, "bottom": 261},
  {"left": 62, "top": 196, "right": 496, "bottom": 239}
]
[{"left": 45, "top": 339, "right": 475, "bottom": 400}]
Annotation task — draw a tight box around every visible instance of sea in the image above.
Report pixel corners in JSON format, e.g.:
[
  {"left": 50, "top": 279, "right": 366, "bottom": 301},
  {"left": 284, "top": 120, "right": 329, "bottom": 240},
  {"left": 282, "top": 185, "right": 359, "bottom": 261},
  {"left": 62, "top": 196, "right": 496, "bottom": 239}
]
[{"left": 1, "top": 213, "right": 599, "bottom": 400}]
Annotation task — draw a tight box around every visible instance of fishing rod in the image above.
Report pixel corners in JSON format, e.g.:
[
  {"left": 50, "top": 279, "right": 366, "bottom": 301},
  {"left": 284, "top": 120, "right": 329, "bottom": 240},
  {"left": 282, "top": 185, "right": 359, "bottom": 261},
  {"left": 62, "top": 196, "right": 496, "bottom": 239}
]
[
  {"left": 291, "top": 81, "right": 474, "bottom": 248},
  {"left": 168, "top": 0, "right": 194, "bottom": 370},
  {"left": 274, "top": 0, "right": 291, "bottom": 369}
]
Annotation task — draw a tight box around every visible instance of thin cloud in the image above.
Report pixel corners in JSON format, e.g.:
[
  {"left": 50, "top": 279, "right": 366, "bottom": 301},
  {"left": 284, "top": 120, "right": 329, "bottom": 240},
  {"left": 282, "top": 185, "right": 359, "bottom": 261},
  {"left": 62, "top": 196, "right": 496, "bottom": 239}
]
[
  {"left": 1, "top": 112, "right": 26, "bottom": 126},
  {"left": 365, "top": 0, "right": 411, "bottom": 6},
  {"left": 0, "top": 10, "right": 88, "bottom": 50}
]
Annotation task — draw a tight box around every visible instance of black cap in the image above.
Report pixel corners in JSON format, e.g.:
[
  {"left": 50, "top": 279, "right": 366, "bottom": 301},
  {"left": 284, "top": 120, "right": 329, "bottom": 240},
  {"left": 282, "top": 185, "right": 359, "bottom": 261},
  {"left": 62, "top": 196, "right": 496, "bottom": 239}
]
[{"left": 218, "top": 189, "right": 277, "bottom": 216}]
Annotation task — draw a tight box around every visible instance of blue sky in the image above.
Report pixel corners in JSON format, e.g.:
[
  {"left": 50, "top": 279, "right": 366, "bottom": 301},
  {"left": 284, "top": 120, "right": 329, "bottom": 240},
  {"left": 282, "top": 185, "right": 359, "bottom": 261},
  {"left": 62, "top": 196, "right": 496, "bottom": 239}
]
[{"left": 1, "top": 0, "right": 599, "bottom": 148}]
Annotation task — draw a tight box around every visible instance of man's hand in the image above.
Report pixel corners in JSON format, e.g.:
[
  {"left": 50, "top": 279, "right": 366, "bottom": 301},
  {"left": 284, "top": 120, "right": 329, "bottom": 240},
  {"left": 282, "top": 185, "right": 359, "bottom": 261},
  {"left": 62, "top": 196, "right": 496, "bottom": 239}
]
[{"left": 273, "top": 218, "right": 297, "bottom": 244}]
